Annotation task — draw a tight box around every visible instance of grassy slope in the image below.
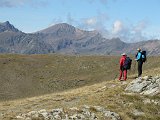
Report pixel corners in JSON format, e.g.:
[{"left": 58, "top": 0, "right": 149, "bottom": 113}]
[
  {"left": 0, "top": 54, "right": 160, "bottom": 120},
  {"left": 0, "top": 54, "right": 121, "bottom": 100}
]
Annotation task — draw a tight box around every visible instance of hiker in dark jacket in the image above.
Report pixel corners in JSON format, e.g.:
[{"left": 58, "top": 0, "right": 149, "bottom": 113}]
[
  {"left": 119, "top": 53, "right": 127, "bottom": 81},
  {"left": 135, "top": 48, "right": 145, "bottom": 77}
]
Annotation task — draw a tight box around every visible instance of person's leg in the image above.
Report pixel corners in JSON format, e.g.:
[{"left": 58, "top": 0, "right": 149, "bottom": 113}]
[
  {"left": 140, "top": 62, "right": 143, "bottom": 76},
  {"left": 138, "top": 61, "right": 143, "bottom": 77},
  {"left": 138, "top": 61, "right": 141, "bottom": 77},
  {"left": 123, "top": 70, "right": 127, "bottom": 80}
]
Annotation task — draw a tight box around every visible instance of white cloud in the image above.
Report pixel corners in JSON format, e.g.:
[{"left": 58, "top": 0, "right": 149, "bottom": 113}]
[
  {"left": 66, "top": 13, "right": 75, "bottom": 25},
  {"left": 112, "top": 20, "right": 123, "bottom": 34},
  {"left": 0, "top": 0, "right": 25, "bottom": 7},
  {"left": 73, "top": 13, "right": 112, "bottom": 39},
  {"left": 0, "top": 0, "right": 49, "bottom": 7},
  {"left": 110, "top": 20, "right": 149, "bottom": 42},
  {"left": 133, "top": 21, "right": 147, "bottom": 32},
  {"left": 85, "top": 18, "right": 97, "bottom": 26},
  {"left": 50, "top": 13, "right": 151, "bottom": 42},
  {"left": 78, "top": 12, "right": 108, "bottom": 31},
  {"left": 49, "top": 17, "right": 63, "bottom": 26},
  {"left": 50, "top": 11, "right": 110, "bottom": 38}
]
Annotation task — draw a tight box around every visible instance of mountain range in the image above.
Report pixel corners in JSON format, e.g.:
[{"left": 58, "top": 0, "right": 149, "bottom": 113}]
[{"left": 0, "top": 21, "right": 160, "bottom": 55}]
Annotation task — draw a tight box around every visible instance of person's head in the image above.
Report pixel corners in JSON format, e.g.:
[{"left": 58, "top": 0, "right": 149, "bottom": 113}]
[
  {"left": 137, "top": 48, "right": 141, "bottom": 52},
  {"left": 121, "top": 53, "right": 126, "bottom": 56}
]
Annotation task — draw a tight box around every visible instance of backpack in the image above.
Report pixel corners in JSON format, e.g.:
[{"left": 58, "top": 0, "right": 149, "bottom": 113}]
[
  {"left": 123, "top": 57, "right": 132, "bottom": 70},
  {"left": 141, "top": 51, "right": 147, "bottom": 62}
]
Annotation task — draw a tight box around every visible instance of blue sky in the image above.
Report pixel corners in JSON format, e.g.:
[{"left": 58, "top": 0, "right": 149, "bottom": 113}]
[{"left": 0, "top": 0, "right": 160, "bottom": 42}]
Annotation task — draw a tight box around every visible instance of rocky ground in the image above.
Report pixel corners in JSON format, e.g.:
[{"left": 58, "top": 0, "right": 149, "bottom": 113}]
[
  {"left": 0, "top": 76, "right": 159, "bottom": 120},
  {"left": 15, "top": 105, "right": 121, "bottom": 120},
  {"left": 125, "top": 76, "right": 160, "bottom": 96}
]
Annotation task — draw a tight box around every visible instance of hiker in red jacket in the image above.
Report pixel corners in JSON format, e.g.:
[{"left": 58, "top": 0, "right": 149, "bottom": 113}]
[{"left": 119, "top": 53, "right": 127, "bottom": 81}]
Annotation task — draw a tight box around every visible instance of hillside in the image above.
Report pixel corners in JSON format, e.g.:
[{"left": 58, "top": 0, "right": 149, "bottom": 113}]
[
  {"left": 1, "top": 54, "right": 160, "bottom": 101},
  {"left": 0, "top": 54, "right": 160, "bottom": 119},
  {"left": 0, "top": 54, "right": 120, "bottom": 101},
  {"left": 0, "top": 21, "right": 160, "bottom": 55}
]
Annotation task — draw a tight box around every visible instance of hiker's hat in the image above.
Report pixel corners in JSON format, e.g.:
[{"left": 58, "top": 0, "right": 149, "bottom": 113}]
[
  {"left": 137, "top": 48, "right": 141, "bottom": 51},
  {"left": 121, "top": 53, "right": 126, "bottom": 56}
]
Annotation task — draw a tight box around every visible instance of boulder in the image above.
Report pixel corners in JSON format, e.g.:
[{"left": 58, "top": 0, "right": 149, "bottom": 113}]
[{"left": 125, "top": 76, "right": 160, "bottom": 96}]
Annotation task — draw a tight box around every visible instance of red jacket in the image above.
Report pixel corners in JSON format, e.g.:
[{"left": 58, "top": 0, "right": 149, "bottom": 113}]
[{"left": 120, "top": 55, "right": 126, "bottom": 67}]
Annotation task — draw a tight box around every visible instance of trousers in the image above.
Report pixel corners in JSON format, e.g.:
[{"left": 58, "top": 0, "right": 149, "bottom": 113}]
[
  {"left": 138, "top": 61, "right": 143, "bottom": 77},
  {"left": 119, "top": 68, "right": 127, "bottom": 80}
]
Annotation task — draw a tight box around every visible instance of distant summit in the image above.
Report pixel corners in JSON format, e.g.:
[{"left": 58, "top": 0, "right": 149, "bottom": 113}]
[
  {"left": 0, "top": 21, "right": 20, "bottom": 33},
  {"left": 0, "top": 21, "right": 160, "bottom": 55},
  {"left": 38, "top": 23, "right": 76, "bottom": 34}
]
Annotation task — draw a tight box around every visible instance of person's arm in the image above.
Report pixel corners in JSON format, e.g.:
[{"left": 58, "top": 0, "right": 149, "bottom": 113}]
[
  {"left": 120, "top": 58, "right": 123, "bottom": 66},
  {"left": 119, "top": 57, "right": 124, "bottom": 69}
]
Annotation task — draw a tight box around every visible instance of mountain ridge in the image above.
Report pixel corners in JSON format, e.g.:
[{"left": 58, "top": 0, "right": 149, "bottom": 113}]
[
  {"left": 0, "top": 21, "right": 160, "bottom": 55},
  {"left": 0, "top": 21, "right": 20, "bottom": 33}
]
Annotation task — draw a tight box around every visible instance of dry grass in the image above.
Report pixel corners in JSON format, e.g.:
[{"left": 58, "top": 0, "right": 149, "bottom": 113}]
[
  {"left": 0, "top": 54, "right": 121, "bottom": 101},
  {"left": 0, "top": 54, "right": 160, "bottom": 120},
  {"left": 1, "top": 78, "right": 159, "bottom": 120}
]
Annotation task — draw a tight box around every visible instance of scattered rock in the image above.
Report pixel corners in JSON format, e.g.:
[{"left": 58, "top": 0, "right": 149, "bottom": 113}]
[
  {"left": 16, "top": 116, "right": 24, "bottom": 119},
  {"left": 133, "top": 109, "right": 145, "bottom": 116},
  {"left": 104, "top": 110, "right": 122, "bottom": 120},
  {"left": 125, "top": 76, "right": 160, "bottom": 96},
  {"left": 82, "top": 105, "right": 90, "bottom": 109},
  {"left": 143, "top": 98, "right": 160, "bottom": 105},
  {"left": 143, "top": 98, "right": 151, "bottom": 104},
  {"left": 69, "top": 107, "right": 79, "bottom": 111},
  {"left": 121, "top": 81, "right": 127, "bottom": 85},
  {"left": 15, "top": 105, "right": 121, "bottom": 120},
  {"left": 93, "top": 106, "right": 105, "bottom": 112}
]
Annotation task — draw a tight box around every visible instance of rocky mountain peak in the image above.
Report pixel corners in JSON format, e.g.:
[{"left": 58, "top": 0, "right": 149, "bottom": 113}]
[
  {"left": 3, "top": 21, "right": 10, "bottom": 25},
  {"left": 38, "top": 23, "right": 76, "bottom": 34},
  {"left": 0, "top": 21, "right": 19, "bottom": 33},
  {"left": 53, "top": 23, "right": 75, "bottom": 29}
]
